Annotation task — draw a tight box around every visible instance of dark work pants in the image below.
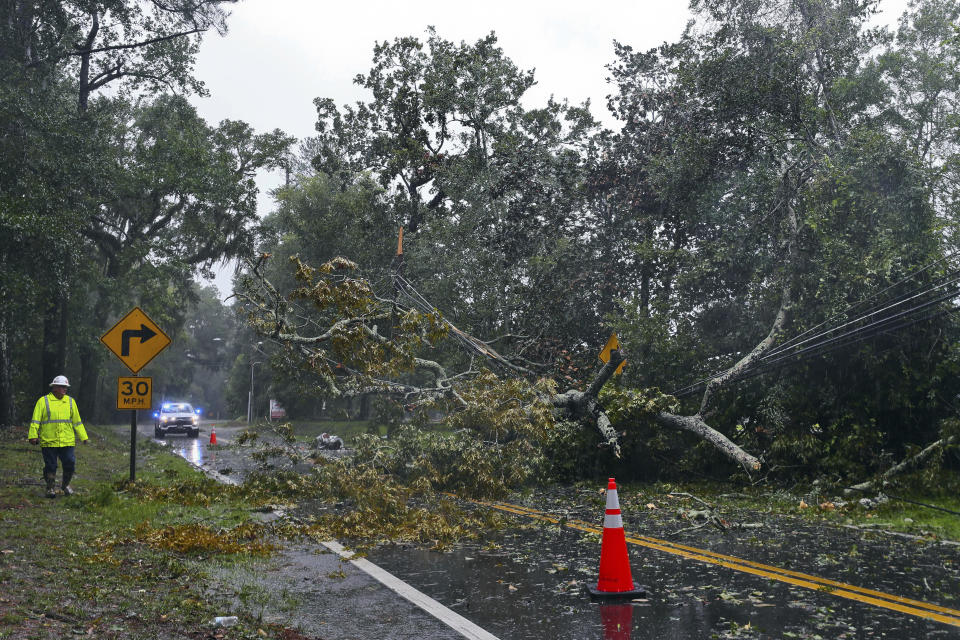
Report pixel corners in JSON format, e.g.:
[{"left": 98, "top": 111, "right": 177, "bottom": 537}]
[{"left": 41, "top": 446, "right": 75, "bottom": 478}]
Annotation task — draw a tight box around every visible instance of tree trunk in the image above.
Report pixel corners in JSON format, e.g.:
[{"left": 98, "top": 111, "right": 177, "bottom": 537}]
[
  {"left": 0, "top": 317, "right": 15, "bottom": 428},
  {"left": 41, "top": 291, "right": 68, "bottom": 388},
  {"left": 77, "top": 11, "right": 99, "bottom": 112},
  {"left": 77, "top": 343, "right": 102, "bottom": 420},
  {"left": 78, "top": 288, "right": 113, "bottom": 419}
]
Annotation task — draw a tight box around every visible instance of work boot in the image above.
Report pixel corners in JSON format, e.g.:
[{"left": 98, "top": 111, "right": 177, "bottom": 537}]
[
  {"left": 61, "top": 471, "right": 74, "bottom": 496},
  {"left": 44, "top": 473, "right": 56, "bottom": 499}
]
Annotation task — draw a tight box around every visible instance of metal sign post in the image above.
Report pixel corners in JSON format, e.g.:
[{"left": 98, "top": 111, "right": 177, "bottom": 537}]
[{"left": 130, "top": 395, "right": 137, "bottom": 482}]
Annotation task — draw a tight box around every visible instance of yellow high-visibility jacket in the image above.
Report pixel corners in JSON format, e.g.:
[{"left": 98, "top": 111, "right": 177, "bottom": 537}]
[{"left": 28, "top": 393, "right": 88, "bottom": 447}]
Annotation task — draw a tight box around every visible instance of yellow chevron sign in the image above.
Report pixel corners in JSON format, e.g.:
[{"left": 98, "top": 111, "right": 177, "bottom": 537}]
[
  {"left": 598, "top": 333, "right": 626, "bottom": 375},
  {"left": 101, "top": 307, "right": 171, "bottom": 374}
]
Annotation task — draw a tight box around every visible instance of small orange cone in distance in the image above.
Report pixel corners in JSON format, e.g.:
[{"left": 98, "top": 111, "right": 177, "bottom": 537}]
[
  {"left": 209, "top": 426, "right": 217, "bottom": 446},
  {"left": 587, "top": 477, "right": 647, "bottom": 600}
]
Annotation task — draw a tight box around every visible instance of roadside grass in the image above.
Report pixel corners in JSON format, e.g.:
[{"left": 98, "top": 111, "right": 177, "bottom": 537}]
[
  {"left": 253, "top": 419, "right": 454, "bottom": 446},
  {"left": 0, "top": 426, "right": 290, "bottom": 640},
  {"left": 621, "top": 478, "right": 960, "bottom": 542},
  {"left": 867, "top": 491, "right": 960, "bottom": 540}
]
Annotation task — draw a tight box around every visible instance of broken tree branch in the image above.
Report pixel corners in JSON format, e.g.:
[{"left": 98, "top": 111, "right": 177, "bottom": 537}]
[
  {"left": 844, "top": 436, "right": 957, "bottom": 495},
  {"left": 654, "top": 411, "right": 761, "bottom": 471},
  {"left": 551, "top": 350, "right": 626, "bottom": 456}
]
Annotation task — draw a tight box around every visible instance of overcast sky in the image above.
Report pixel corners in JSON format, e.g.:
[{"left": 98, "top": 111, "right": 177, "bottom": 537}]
[{"left": 192, "top": 0, "right": 910, "bottom": 294}]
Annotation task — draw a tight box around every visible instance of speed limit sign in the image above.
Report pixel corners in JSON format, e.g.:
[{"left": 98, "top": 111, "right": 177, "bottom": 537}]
[{"left": 117, "top": 376, "right": 152, "bottom": 410}]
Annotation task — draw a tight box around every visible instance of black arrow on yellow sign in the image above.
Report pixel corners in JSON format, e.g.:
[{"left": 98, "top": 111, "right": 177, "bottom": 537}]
[{"left": 121, "top": 324, "right": 158, "bottom": 356}]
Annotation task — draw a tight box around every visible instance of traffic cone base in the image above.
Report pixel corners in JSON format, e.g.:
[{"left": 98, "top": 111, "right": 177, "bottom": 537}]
[
  {"left": 587, "top": 477, "right": 650, "bottom": 601},
  {"left": 587, "top": 583, "right": 647, "bottom": 600}
]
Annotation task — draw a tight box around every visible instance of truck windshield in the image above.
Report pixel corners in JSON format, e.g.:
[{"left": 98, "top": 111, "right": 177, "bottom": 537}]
[{"left": 162, "top": 404, "right": 193, "bottom": 413}]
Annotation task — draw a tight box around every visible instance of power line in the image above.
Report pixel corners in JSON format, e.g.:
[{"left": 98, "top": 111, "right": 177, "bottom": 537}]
[
  {"left": 713, "top": 303, "right": 960, "bottom": 390},
  {"left": 769, "top": 249, "right": 960, "bottom": 356},
  {"left": 674, "top": 300, "right": 960, "bottom": 397},
  {"left": 841, "top": 485, "right": 960, "bottom": 518},
  {"left": 669, "top": 274, "right": 956, "bottom": 397},
  {"left": 756, "top": 281, "right": 960, "bottom": 368},
  {"left": 762, "top": 267, "right": 960, "bottom": 362},
  {"left": 393, "top": 273, "right": 530, "bottom": 374},
  {"left": 669, "top": 276, "right": 960, "bottom": 397}
]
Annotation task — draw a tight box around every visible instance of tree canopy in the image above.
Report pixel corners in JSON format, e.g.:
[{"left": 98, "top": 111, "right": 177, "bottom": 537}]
[
  {"left": 4, "top": 0, "right": 959, "bottom": 486},
  {"left": 239, "top": 1, "right": 960, "bottom": 482}
]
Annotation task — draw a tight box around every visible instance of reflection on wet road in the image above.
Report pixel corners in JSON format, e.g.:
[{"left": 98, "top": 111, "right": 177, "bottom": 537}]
[
  {"left": 368, "top": 528, "right": 960, "bottom": 639},
  {"left": 476, "top": 498, "right": 960, "bottom": 626},
  {"left": 146, "top": 418, "right": 218, "bottom": 464},
  {"left": 154, "top": 425, "right": 960, "bottom": 639},
  {"left": 167, "top": 436, "right": 204, "bottom": 466}
]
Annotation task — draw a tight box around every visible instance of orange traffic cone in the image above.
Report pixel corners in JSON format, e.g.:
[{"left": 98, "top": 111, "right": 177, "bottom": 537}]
[
  {"left": 588, "top": 477, "right": 647, "bottom": 600},
  {"left": 209, "top": 426, "right": 217, "bottom": 446}
]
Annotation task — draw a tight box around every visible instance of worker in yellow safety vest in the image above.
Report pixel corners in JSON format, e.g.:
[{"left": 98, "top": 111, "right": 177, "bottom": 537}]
[{"left": 28, "top": 375, "right": 89, "bottom": 498}]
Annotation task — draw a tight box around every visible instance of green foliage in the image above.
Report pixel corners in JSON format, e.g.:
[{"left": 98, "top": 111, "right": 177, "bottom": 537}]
[
  {"left": 444, "top": 372, "right": 555, "bottom": 442},
  {"left": 600, "top": 387, "right": 679, "bottom": 424},
  {"left": 303, "top": 27, "right": 603, "bottom": 369},
  {"left": 240, "top": 462, "right": 503, "bottom": 550},
  {"left": 0, "top": 0, "right": 292, "bottom": 429},
  {"left": 600, "top": 0, "right": 960, "bottom": 481}
]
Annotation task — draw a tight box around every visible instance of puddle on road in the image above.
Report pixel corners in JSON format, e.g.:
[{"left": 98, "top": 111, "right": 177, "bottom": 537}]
[
  {"left": 367, "top": 524, "right": 959, "bottom": 640},
  {"left": 164, "top": 436, "right": 206, "bottom": 466}
]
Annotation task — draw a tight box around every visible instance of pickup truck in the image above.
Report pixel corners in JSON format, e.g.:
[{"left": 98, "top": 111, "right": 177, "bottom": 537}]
[{"left": 154, "top": 402, "right": 200, "bottom": 438}]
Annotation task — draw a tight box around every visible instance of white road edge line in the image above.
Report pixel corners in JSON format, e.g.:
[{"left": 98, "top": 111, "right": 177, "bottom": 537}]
[
  {"left": 321, "top": 540, "right": 501, "bottom": 640},
  {"left": 163, "top": 434, "right": 496, "bottom": 638}
]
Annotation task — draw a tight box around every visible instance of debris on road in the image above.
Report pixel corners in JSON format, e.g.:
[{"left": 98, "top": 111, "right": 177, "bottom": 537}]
[{"left": 314, "top": 432, "right": 344, "bottom": 450}]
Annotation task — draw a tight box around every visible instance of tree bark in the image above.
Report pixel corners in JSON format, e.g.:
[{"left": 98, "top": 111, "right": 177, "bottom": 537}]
[
  {"left": 77, "top": 10, "right": 99, "bottom": 112},
  {"left": 654, "top": 411, "right": 761, "bottom": 470},
  {"left": 41, "top": 290, "right": 68, "bottom": 390},
  {"left": 77, "top": 344, "right": 103, "bottom": 420}
]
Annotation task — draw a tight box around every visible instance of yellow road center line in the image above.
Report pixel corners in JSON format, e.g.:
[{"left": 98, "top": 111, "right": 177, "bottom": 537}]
[
  {"left": 465, "top": 497, "right": 960, "bottom": 627},
  {"left": 488, "top": 499, "right": 960, "bottom": 616},
  {"left": 502, "top": 500, "right": 960, "bottom": 619}
]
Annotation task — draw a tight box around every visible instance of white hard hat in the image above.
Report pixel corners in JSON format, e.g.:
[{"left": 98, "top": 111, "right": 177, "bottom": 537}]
[{"left": 49, "top": 375, "right": 70, "bottom": 387}]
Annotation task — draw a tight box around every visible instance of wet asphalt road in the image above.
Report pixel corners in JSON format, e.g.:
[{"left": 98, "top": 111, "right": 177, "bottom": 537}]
[{"left": 131, "top": 419, "right": 960, "bottom": 640}]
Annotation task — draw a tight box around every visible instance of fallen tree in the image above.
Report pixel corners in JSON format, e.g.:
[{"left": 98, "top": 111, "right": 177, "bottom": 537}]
[{"left": 235, "top": 252, "right": 762, "bottom": 470}]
